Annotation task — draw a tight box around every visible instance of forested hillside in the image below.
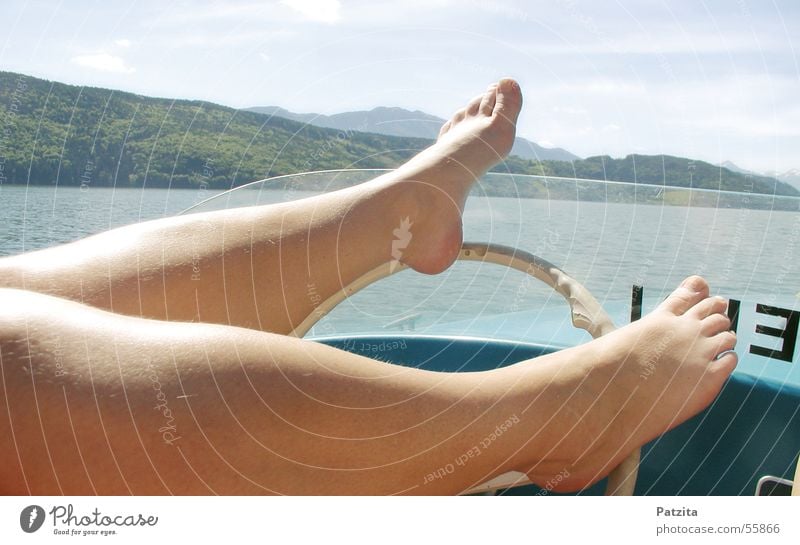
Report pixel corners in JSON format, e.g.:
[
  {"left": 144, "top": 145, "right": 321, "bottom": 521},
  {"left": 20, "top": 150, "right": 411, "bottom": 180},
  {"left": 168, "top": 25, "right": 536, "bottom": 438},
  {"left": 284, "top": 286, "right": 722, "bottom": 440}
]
[{"left": 1, "top": 71, "right": 796, "bottom": 198}]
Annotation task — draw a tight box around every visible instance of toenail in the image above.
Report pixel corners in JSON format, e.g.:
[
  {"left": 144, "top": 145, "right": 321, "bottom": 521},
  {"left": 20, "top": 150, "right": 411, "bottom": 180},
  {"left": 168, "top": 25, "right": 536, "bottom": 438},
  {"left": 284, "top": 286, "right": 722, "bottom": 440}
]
[
  {"left": 680, "top": 276, "right": 705, "bottom": 293},
  {"left": 714, "top": 348, "right": 737, "bottom": 360},
  {"left": 678, "top": 285, "right": 701, "bottom": 295}
]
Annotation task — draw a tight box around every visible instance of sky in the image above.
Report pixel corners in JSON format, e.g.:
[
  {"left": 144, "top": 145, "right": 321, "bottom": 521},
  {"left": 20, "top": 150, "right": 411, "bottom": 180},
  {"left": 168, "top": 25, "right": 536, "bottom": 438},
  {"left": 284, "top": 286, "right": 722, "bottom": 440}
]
[{"left": 1, "top": 0, "right": 798, "bottom": 173}]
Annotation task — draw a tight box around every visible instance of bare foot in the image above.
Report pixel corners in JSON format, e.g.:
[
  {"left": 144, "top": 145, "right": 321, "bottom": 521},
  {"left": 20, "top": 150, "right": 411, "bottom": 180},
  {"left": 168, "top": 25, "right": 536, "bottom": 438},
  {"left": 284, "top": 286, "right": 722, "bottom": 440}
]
[
  {"left": 376, "top": 78, "right": 522, "bottom": 274},
  {"left": 510, "top": 276, "right": 737, "bottom": 491}
]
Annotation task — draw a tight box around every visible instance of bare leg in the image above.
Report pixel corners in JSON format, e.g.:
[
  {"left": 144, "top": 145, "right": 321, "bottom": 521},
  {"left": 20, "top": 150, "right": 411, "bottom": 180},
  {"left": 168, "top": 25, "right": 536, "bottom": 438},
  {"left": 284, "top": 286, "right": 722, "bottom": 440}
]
[
  {"left": 0, "top": 279, "right": 735, "bottom": 495},
  {"left": 0, "top": 80, "right": 522, "bottom": 335}
]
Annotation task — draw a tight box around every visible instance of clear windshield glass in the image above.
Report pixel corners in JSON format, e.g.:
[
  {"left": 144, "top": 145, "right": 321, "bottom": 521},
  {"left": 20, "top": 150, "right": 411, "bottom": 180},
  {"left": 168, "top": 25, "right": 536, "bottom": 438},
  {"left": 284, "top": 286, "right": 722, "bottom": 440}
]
[{"left": 187, "top": 170, "right": 800, "bottom": 366}]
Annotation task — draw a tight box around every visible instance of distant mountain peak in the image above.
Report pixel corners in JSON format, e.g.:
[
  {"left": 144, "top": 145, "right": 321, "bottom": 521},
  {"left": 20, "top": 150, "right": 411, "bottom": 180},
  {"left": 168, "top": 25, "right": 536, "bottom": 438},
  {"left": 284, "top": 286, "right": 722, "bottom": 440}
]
[
  {"left": 371, "top": 106, "right": 428, "bottom": 115},
  {"left": 245, "top": 104, "right": 580, "bottom": 162},
  {"left": 719, "top": 161, "right": 800, "bottom": 190},
  {"left": 719, "top": 160, "right": 757, "bottom": 176},
  {"left": 766, "top": 167, "right": 800, "bottom": 190}
]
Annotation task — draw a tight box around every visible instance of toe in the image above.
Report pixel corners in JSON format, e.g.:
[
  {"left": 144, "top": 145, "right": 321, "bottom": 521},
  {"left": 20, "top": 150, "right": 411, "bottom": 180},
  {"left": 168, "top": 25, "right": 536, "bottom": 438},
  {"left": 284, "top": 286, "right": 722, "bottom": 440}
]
[
  {"left": 479, "top": 83, "right": 498, "bottom": 115},
  {"left": 688, "top": 295, "right": 728, "bottom": 320},
  {"left": 711, "top": 330, "right": 738, "bottom": 356},
  {"left": 656, "top": 275, "right": 710, "bottom": 315},
  {"left": 493, "top": 78, "right": 522, "bottom": 123},
  {"left": 451, "top": 107, "right": 467, "bottom": 125},
  {"left": 701, "top": 348, "right": 737, "bottom": 402},
  {"left": 713, "top": 349, "right": 738, "bottom": 375},
  {"left": 465, "top": 93, "right": 484, "bottom": 116},
  {"left": 701, "top": 312, "right": 732, "bottom": 336},
  {"left": 438, "top": 120, "right": 452, "bottom": 138}
]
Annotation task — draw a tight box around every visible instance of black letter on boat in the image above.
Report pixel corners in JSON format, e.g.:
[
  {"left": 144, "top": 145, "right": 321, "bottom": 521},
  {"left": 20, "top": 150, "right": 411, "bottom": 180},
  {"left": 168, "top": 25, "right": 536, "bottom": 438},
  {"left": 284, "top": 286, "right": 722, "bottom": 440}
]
[{"left": 750, "top": 304, "right": 799, "bottom": 363}]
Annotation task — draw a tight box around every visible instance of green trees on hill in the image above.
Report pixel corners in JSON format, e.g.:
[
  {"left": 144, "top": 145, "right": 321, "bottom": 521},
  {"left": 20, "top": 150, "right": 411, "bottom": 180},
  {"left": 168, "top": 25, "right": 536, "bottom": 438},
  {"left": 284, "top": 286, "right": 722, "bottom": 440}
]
[
  {"left": 553, "top": 154, "right": 786, "bottom": 196},
  {"left": 1, "top": 71, "right": 796, "bottom": 198},
  {"left": 0, "top": 72, "right": 422, "bottom": 190}
]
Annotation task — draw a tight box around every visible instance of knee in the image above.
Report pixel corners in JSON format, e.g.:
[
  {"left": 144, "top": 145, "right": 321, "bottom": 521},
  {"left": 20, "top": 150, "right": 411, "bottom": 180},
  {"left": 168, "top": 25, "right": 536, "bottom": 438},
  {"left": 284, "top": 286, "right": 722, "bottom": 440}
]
[
  {"left": 0, "top": 289, "right": 36, "bottom": 371},
  {"left": 0, "top": 285, "right": 44, "bottom": 317},
  {"left": 0, "top": 289, "right": 99, "bottom": 386},
  {"left": 0, "top": 288, "right": 70, "bottom": 411},
  {"left": 0, "top": 290, "right": 32, "bottom": 441},
  {"left": 0, "top": 289, "right": 63, "bottom": 494},
  {"left": 0, "top": 288, "right": 30, "bottom": 333},
  {"left": 0, "top": 258, "right": 23, "bottom": 290},
  {"left": 0, "top": 288, "right": 59, "bottom": 352}
]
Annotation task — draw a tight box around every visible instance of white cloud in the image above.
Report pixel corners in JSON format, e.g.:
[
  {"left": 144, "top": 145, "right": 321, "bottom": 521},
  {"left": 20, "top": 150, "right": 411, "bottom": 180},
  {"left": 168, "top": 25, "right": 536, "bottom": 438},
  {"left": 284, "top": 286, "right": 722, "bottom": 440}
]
[
  {"left": 114, "top": 39, "right": 132, "bottom": 48},
  {"left": 281, "top": 0, "right": 341, "bottom": 24},
  {"left": 70, "top": 53, "right": 135, "bottom": 74}
]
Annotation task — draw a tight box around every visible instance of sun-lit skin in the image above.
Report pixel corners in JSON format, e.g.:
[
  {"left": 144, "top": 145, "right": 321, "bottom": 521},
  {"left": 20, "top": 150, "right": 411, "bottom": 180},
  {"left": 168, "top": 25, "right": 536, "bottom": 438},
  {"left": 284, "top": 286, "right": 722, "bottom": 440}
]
[{"left": 0, "top": 80, "right": 736, "bottom": 495}]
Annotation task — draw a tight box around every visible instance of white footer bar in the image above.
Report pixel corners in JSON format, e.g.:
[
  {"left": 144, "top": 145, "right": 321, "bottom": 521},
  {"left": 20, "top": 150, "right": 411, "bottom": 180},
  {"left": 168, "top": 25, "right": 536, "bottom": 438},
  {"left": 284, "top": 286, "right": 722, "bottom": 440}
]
[{"left": 2, "top": 496, "right": 797, "bottom": 543}]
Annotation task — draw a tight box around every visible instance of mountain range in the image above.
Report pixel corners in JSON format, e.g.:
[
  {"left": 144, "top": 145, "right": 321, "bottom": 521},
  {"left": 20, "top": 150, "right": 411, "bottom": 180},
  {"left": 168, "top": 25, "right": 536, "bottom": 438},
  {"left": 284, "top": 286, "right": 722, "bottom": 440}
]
[
  {"left": 720, "top": 161, "right": 800, "bottom": 190},
  {"left": 770, "top": 169, "right": 800, "bottom": 189},
  {"left": 245, "top": 105, "right": 579, "bottom": 162}
]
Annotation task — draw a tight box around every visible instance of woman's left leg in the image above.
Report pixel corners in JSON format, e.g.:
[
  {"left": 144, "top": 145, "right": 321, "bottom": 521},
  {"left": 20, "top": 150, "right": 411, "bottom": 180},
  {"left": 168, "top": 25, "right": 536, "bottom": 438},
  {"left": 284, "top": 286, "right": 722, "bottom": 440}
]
[
  {"left": 0, "top": 287, "right": 574, "bottom": 495},
  {"left": 0, "top": 278, "right": 735, "bottom": 495}
]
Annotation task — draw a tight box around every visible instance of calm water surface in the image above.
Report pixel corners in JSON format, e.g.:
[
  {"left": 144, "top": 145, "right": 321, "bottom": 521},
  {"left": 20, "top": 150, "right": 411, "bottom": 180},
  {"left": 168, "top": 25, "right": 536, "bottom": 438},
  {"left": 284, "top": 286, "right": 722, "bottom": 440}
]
[{"left": 2, "top": 183, "right": 798, "bottom": 339}]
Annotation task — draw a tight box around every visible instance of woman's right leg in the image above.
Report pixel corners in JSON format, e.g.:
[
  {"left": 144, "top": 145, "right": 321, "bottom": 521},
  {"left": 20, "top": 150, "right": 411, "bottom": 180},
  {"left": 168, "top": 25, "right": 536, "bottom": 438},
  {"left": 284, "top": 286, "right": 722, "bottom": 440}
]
[
  {"left": 0, "top": 277, "right": 735, "bottom": 495},
  {"left": 0, "top": 80, "right": 522, "bottom": 336}
]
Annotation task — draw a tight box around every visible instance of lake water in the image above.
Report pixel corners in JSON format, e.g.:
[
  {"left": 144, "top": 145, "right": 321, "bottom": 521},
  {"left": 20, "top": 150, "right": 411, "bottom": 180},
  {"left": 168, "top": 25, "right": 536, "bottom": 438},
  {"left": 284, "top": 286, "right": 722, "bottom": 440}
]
[
  {"left": 1, "top": 181, "right": 799, "bottom": 341},
  {"left": 0, "top": 185, "right": 221, "bottom": 255}
]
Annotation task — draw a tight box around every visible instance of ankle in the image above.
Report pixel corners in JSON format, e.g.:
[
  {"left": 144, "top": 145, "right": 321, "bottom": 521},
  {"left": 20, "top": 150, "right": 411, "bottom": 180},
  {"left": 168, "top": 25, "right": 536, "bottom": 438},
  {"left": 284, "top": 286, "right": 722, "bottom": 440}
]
[{"left": 377, "top": 177, "right": 464, "bottom": 275}]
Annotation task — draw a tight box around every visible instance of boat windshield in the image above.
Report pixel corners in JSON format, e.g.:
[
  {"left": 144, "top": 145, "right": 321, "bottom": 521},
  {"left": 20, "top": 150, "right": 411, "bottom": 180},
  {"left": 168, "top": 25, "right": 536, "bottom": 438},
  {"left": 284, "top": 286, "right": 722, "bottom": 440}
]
[{"left": 187, "top": 169, "right": 800, "bottom": 373}]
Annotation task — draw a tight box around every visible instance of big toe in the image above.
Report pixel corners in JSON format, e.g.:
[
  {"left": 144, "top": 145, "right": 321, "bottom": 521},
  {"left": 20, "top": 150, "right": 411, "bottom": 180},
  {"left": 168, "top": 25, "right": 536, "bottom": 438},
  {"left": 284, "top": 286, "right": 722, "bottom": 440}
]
[
  {"left": 657, "top": 275, "right": 710, "bottom": 316},
  {"left": 493, "top": 78, "right": 522, "bottom": 124}
]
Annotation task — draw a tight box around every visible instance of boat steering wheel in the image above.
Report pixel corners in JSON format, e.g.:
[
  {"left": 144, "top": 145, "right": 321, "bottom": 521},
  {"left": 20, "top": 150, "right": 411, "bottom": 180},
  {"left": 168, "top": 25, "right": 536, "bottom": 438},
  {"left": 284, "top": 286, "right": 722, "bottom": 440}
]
[{"left": 290, "top": 241, "right": 641, "bottom": 496}]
